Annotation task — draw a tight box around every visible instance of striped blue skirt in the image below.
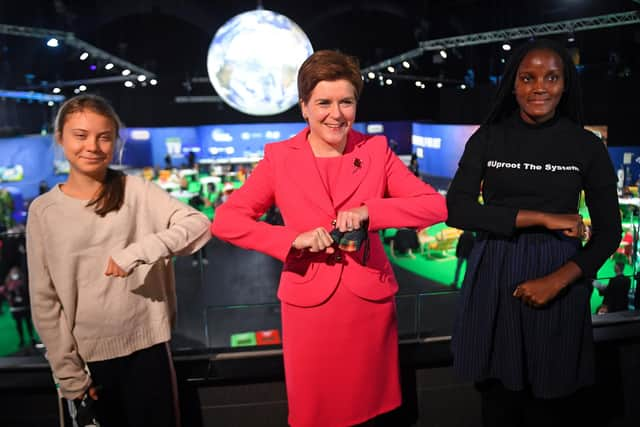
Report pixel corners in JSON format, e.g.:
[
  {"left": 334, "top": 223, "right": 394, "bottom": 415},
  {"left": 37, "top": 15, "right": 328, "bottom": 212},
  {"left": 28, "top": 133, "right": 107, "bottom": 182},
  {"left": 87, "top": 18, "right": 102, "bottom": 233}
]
[{"left": 452, "top": 230, "right": 594, "bottom": 398}]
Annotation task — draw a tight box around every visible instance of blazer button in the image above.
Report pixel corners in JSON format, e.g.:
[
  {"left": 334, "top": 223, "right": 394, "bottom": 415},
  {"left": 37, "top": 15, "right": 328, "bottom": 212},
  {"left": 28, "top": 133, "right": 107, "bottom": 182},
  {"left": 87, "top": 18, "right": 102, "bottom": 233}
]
[{"left": 335, "top": 254, "right": 343, "bottom": 261}]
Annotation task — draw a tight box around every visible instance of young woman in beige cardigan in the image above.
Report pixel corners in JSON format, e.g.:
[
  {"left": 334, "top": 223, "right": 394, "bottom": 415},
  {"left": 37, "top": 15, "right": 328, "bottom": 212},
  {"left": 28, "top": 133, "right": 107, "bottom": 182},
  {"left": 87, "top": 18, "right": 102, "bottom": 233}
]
[{"left": 27, "top": 94, "right": 210, "bottom": 427}]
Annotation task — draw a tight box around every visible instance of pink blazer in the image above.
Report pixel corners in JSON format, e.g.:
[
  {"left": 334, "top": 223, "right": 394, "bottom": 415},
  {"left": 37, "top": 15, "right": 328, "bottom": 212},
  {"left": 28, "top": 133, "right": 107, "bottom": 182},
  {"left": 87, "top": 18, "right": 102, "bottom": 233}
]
[{"left": 211, "top": 128, "right": 447, "bottom": 307}]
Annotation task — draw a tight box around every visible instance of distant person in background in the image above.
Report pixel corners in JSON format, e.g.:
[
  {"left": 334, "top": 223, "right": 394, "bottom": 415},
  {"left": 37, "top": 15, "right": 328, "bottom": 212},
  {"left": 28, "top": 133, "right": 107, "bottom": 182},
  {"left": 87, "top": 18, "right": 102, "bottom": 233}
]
[
  {"left": 164, "top": 153, "right": 172, "bottom": 170},
  {"left": 597, "top": 262, "right": 630, "bottom": 313},
  {"left": 38, "top": 180, "right": 49, "bottom": 195},
  {"left": 452, "top": 230, "right": 475, "bottom": 288},
  {"left": 388, "top": 138, "right": 399, "bottom": 153},
  {"left": 409, "top": 153, "right": 420, "bottom": 178},
  {"left": 211, "top": 50, "right": 447, "bottom": 427},
  {"left": 188, "top": 191, "right": 210, "bottom": 267},
  {"left": 186, "top": 151, "right": 196, "bottom": 169},
  {"left": 635, "top": 274, "right": 640, "bottom": 311},
  {"left": 215, "top": 182, "right": 235, "bottom": 207},
  {"left": 446, "top": 39, "right": 621, "bottom": 426},
  {"left": 27, "top": 94, "right": 210, "bottom": 427},
  {"left": 409, "top": 152, "right": 420, "bottom": 177},
  {"left": 1, "top": 266, "right": 35, "bottom": 347}
]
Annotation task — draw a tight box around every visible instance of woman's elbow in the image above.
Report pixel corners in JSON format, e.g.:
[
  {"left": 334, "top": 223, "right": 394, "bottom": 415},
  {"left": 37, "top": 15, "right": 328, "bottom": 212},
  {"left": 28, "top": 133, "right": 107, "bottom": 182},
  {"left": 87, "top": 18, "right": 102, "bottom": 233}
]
[{"left": 210, "top": 204, "right": 232, "bottom": 239}]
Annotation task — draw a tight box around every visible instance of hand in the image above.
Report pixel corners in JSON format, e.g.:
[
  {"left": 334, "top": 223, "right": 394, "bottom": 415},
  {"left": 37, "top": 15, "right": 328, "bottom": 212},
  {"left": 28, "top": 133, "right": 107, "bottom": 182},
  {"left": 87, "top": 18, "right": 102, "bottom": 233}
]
[
  {"left": 542, "top": 213, "right": 586, "bottom": 239},
  {"left": 73, "top": 385, "right": 100, "bottom": 427},
  {"left": 335, "top": 206, "right": 369, "bottom": 232},
  {"left": 513, "top": 277, "right": 563, "bottom": 308},
  {"left": 104, "top": 257, "right": 129, "bottom": 277},
  {"left": 292, "top": 227, "right": 335, "bottom": 254}
]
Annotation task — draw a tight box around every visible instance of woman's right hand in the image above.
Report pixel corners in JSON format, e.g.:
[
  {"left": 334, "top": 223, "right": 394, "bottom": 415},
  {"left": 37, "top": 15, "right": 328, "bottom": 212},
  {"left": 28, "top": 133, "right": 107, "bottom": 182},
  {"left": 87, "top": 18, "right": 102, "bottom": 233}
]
[
  {"left": 292, "top": 227, "right": 335, "bottom": 254},
  {"left": 517, "top": 210, "right": 587, "bottom": 239},
  {"left": 541, "top": 213, "right": 585, "bottom": 238}
]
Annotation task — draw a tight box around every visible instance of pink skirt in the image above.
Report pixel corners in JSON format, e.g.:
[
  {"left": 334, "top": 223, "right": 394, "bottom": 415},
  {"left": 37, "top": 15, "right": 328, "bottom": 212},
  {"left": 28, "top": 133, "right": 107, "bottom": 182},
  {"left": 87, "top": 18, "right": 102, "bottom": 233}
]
[{"left": 281, "top": 280, "right": 401, "bottom": 427}]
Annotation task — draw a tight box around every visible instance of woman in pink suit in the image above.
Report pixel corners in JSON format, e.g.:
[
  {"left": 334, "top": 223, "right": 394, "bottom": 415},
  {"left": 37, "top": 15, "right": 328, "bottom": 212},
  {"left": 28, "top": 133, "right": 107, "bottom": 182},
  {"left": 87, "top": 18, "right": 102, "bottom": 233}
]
[{"left": 211, "top": 50, "right": 447, "bottom": 426}]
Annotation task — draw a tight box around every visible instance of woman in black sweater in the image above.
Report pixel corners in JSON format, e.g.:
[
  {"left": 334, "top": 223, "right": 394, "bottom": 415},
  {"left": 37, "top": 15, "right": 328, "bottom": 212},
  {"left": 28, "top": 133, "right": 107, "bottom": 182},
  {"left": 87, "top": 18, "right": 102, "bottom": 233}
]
[{"left": 446, "top": 39, "right": 621, "bottom": 426}]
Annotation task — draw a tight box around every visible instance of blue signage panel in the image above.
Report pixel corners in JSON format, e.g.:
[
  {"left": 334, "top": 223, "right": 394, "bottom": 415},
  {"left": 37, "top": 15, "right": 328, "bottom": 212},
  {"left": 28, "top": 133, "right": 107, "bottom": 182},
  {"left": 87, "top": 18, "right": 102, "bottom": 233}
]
[{"left": 412, "top": 123, "right": 479, "bottom": 178}]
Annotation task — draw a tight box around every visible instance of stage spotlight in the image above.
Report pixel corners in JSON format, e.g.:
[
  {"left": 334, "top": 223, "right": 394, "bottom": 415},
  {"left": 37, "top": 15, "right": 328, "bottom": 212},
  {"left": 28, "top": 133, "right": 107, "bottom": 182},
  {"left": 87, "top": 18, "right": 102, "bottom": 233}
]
[
  {"left": 79, "top": 85, "right": 87, "bottom": 91},
  {"left": 89, "top": 64, "right": 97, "bottom": 71},
  {"left": 73, "top": 88, "right": 80, "bottom": 94},
  {"left": 137, "top": 75, "right": 147, "bottom": 82},
  {"left": 439, "top": 49, "right": 447, "bottom": 59},
  {"left": 502, "top": 42, "right": 511, "bottom": 51},
  {"left": 124, "top": 81, "right": 134, "bottom": 88},
  {"left": 150, "top": 79, "right": 158, "bottom": 86},
  {"left": 567, "top": 33, "right": 576, "bottom": 43},
  {"left": 460, "top": 84, "right": 467, "bottom": 90},
  {"left": 402, "top": 61, "right": 410, "bottom": 69},
  {"left": 420, "top": 82, "right": 426, "bottom": 89},
  {"left": 105, "top": 63, "right": 114, "bottom": 70},
  {"left": 52, "top": 87, "right": 61, "bottom": 94},
  {"left": 47, "top": 101, "right": 54, "bottom": 107},
  {"left": 437, "top": 82, "right": 443, "bottom": 88},
  {"left": 46, "top": 38, "right": 59, "bottom": 47},
  {"left": 367, "top": 71, "right": 375, "bottom": 79},
  {"left": 387, "top": 65, "right": 395, "bottom": 73},
  {"left": 79, "top": 52, "right": 89, "bottom": 61},
  {"left": 415, "top": 81, "right": 422, "bottom": 87},
  {"left": 121, "top": 69, "right": 131, "bottom": 76},
  {"left": 385, "top": 78, "right": 392, "bottom": 85}
]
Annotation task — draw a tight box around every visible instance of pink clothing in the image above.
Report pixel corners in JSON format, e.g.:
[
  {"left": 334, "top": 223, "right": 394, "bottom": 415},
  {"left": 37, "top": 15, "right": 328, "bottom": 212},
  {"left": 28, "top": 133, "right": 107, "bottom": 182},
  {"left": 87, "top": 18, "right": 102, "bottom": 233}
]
[{"left": 211, "top": 128, "right": 447, "bottom": 426}]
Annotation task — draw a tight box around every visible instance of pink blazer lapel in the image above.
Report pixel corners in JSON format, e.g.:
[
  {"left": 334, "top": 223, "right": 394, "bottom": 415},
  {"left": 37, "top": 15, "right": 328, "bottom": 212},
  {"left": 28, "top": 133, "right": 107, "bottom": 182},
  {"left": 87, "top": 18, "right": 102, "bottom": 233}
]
[
  {"left": 284, "top": 129, "right": 336, "bottom": 219},
  {"left": 332, "top": 132, "right": 370, "bottom": 208}
]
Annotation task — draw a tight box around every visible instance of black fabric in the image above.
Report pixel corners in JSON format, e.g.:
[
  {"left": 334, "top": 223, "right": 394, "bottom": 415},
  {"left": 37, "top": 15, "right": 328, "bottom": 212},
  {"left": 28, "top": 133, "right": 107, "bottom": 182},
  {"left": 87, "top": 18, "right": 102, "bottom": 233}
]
[
  {"left": 453, "top": 231, "right": 595, "bottom": 398},
  {"left": 476, "top": 379, "right": 596, "bottom": 427},
  {"left": 446, "top": 112, "right": 621, "bottom": 278},
  {"left": 455, "top": 230, "right": 475, "bottom": 258},
  {"left": 85, "top": 342, "right": 178, "bottom": 427}
]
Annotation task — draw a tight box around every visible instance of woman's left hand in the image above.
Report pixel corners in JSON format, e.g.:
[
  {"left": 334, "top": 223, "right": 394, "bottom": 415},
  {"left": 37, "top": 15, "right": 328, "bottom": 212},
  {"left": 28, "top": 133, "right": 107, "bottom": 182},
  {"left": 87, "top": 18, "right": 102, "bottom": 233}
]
[
  {"left": 335, "top": 206, "right": 369, "bottom": 232},
  {"left": 104, "top": 257, "right": 129, "bottom": 277},
  {"left": 513, "top": 277, "right": 563, "bottom": 308}
]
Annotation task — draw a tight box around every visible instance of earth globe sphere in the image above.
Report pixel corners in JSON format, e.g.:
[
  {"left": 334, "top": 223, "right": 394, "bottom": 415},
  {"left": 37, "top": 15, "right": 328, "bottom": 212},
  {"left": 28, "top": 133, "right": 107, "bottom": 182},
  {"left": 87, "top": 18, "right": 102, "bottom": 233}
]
[{"left": 207, "top": 9, "right": 314, "bottom": 116}]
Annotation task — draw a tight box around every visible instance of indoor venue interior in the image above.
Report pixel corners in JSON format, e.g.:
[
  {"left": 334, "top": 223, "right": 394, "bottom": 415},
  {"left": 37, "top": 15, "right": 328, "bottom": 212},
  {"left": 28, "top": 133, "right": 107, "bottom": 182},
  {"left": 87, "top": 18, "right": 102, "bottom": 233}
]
[{"left": 1, "top": 1, "right": 639, "bottom": 426}]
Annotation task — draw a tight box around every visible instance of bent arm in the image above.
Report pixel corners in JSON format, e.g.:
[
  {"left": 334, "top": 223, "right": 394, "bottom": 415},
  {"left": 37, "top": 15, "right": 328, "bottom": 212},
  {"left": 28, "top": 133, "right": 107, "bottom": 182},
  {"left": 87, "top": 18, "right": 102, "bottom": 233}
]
[
  {"left": 111, "top": 180, "right": 212, "bottom": 272},
  {"left": 210, "top": 150, "right": 299, "bottom": 262},
  {"left": 446, "top": 127, "right": 519, "bottom": 235},
  {"left": 365, "top": 141, "right": 447, "bottom": 231}
]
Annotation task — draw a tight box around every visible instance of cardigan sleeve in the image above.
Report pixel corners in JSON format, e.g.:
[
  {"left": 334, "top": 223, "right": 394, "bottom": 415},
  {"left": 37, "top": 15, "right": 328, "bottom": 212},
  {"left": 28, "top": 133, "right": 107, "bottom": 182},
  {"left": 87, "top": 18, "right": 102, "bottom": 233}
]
[
  {"left": 27, "top": 206, "right": 91, "bottom": 399},
  {"left": 364, "top": 137, "right": 447, "bottom": 231},
  {"left": 446, "top": 126, "right": 519, "bottom": 235},
  {"left": 110, "top": 179, "right": 211, "bottom": 273}
]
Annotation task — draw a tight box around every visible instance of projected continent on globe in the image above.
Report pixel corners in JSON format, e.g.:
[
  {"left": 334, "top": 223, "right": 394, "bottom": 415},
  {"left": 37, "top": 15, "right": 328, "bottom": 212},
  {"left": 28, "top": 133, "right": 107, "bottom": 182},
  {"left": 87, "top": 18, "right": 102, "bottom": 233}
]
[{"left": 207, "top": 9, "right": 314, "bottom": 116}]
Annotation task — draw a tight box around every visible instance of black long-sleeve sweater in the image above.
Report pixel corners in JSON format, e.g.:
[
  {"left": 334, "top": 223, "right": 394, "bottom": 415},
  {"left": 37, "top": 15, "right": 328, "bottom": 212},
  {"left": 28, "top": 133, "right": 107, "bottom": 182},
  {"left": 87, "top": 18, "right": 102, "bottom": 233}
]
[{"left": 446, "top": 113, "right": 621, "bottom": 278}]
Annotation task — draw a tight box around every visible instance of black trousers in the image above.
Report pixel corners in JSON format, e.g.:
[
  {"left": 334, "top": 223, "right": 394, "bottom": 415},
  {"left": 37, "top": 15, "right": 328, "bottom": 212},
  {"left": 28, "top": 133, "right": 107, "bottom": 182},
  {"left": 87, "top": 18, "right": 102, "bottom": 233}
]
[
  {"left": 85, "top": 342, "right": 179, "bottom": 427},
  {"left": 476, "top": 379, "right": 595, "bottom": 427}
]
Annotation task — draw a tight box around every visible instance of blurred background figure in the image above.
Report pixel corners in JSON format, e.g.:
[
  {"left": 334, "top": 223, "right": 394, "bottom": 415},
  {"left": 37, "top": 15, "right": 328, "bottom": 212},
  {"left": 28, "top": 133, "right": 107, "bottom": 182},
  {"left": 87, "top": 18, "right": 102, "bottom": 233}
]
[
  {"left": 596, "top": 262, "right": 630, "bottom": 313},
  {"left": 452, "top": 230, "right": 475, "bottom": 288},
  {"left": 1, "top": 266, "right": 35, "bottom": 347}
]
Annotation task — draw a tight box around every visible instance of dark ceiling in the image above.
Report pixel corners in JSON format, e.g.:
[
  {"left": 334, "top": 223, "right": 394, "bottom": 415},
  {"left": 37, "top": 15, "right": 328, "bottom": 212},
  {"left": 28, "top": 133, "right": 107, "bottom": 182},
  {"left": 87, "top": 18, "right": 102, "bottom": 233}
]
[{"left": 0, "top": 0, "right": 639, "bottom": 134}]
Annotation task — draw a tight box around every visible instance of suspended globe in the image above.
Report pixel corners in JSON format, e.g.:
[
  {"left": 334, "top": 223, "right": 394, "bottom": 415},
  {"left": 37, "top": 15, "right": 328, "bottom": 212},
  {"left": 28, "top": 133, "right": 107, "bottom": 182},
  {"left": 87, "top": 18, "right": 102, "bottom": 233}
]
[{"left": 207, "top": 9, "right": 314, "bottom": 116}]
